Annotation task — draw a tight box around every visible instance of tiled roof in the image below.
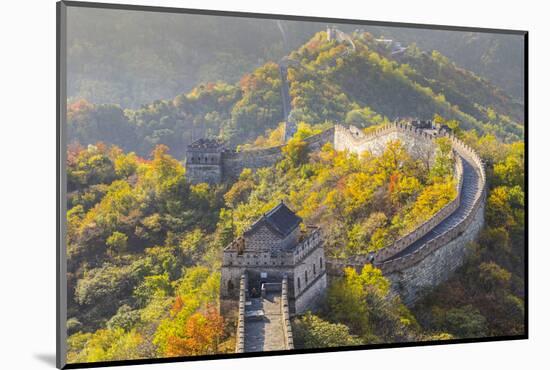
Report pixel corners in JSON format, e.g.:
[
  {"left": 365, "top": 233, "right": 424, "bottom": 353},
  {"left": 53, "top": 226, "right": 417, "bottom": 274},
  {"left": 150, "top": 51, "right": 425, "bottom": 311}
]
[{"left": 244, "top": 201, "right": 302, "bottom": 238}]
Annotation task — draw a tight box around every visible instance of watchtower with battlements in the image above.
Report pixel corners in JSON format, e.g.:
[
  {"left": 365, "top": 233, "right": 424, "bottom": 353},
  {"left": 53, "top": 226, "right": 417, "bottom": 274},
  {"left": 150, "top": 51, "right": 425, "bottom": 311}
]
[
  {"left": 185, "top": 138, "right": 226, "bottom": 184},
  {"left": 220, "top": 202, "right": 327, "bottom": 318}
]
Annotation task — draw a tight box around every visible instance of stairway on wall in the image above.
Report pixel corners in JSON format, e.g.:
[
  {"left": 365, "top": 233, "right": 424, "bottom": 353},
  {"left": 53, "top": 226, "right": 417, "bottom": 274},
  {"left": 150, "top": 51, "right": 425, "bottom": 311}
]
[{"left": 243, "top": 292, "right": 286, "bottom": 352}]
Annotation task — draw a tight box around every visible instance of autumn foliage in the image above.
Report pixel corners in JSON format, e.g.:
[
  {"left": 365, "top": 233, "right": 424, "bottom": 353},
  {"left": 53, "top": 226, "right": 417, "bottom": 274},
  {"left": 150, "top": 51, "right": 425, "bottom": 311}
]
[{"left": 165, "top": 306, "right": 225, "bottom": 357}]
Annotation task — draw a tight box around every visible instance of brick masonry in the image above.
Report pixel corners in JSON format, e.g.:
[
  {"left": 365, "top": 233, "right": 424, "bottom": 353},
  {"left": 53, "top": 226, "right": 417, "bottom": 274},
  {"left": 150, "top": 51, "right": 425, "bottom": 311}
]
[{"left": 386, "top": 202, "right": 485, "bottom": 305}]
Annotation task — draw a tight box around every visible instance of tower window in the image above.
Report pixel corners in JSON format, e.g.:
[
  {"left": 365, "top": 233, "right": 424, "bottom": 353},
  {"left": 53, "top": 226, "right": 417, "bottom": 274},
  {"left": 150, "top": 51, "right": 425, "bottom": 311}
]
[
  {"left": 313, "top": 263, "right": 316, "bottom": 275},
  {"left": 297, "top": 277, "right": 301, "bottom": 291},
  {"left": 320, "top": 256, "right": 323, "bottom": 269},
  {"left": 305, "top": 270, "right": 308, "bottom": 284}
]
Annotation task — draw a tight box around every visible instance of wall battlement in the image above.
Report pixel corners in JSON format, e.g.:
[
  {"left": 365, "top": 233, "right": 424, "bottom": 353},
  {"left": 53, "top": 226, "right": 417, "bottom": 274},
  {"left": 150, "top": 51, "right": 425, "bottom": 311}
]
[
  {"left": 281, "top": 276, "right": 294, "bottom": 350},
  {"left": 235, "top": 274, "right": 247, "bottom": 353}
]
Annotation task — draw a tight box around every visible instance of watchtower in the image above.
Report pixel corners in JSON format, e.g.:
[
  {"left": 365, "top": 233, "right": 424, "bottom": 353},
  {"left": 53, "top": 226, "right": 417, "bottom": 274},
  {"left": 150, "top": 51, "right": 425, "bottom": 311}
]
[
  {"left": 326, "top": 25, "right": 336, "bottom": 42},
  {"left": 220, "top": 202, "right": 327, "bottom": 318},
  {"left": 185, "top": 138, "right": 226, "bottom": 184}
]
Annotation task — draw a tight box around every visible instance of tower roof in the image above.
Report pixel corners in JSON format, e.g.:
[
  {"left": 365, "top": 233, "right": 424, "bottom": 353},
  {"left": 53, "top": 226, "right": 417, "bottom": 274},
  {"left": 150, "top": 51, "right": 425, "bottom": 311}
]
[{"left": 244, "top": 201, "right": 302, "bottom": 238}]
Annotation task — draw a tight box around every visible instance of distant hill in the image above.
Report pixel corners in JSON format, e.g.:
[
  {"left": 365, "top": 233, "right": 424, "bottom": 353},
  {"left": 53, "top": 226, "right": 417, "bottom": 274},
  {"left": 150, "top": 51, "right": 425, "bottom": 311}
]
[
  {"left": 67, "top": 8, "right": 524, "bottom": 108},
  {"left": 68, "top": 30, "right": 524, "bottom": 159},
  {"left": 361, "top": 26, "right": 525, "bottom": 100},
  {"left": 283, "top": 31, "right": 523, "bottom": 138}
]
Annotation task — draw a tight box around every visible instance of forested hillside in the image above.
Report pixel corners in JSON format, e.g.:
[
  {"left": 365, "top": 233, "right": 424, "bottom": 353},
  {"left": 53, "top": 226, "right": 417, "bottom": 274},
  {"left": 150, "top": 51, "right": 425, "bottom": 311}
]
[
  {"left": 68, "top": 30, "right": 524, "bottom": 160},
  {"left": 67, "top": 8, "right": 524, "bottom": 107},
  {"left": 65, "top": 116, "right": 524, "bottom": 360},
  {"left": 66, "top": 143, "right": 236, "bottom": 362},
  {"left": 363, "top": 27, "right": 525, "bottom": 100},
  {"left": 65, "top": 20, "right": 525, "bottom": 362},
  {"left": 65, "top": 123, "right": 456, "bottom": 360}
]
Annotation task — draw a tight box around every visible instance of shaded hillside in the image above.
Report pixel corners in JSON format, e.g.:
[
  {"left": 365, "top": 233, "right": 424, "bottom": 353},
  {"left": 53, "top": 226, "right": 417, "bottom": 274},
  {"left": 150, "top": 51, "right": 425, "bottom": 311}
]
[
  {"left": 67, "top": 7, "right": 320, "bottom": 108},
  {"left": 285, "top": 31, "right": 523, "bottom": 138},
  {"left": 361, "top": 26, "right": 525, "bottom": 100},
  {"left": 67, "top": 8, "right": 524, "bottom": 108},
  {"left": 68, "top": 31, "right": 524, "bottom": 159}
]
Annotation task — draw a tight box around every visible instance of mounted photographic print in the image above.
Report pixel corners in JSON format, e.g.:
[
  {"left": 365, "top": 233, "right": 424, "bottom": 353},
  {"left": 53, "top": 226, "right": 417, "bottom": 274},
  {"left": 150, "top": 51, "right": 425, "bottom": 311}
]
[{"left": 57, "top": 1, "right": 528, "bottom": 368}]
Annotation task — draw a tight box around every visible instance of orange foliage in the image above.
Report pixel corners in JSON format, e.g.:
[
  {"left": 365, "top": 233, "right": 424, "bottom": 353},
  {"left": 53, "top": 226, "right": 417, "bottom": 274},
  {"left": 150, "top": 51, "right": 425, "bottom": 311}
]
[
  {"left": 305, "top": 38, "right": 322, "bottom": 52},
  {"left": 68, "top": 98, "right": 93, "bottom": 113},
  {"left": 165, "top": 306, "right": 225, "bottom": 357},
  {"left": 239, "top": 74, "right": 258, "bottom": 94},
  {"left": 67, "top": 142, "right": 84, "bottom": 166},
  {"left": 171, "top": 296, "right": 184, "bottom": 316},
  {"left": 388, "top": 172, "right": 399, "bottom": 195}
]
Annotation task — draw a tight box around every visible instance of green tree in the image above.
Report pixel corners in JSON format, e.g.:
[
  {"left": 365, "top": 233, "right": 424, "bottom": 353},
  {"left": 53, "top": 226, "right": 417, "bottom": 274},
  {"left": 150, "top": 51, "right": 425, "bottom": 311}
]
[
  {"left": 106, "top": 231, "right": 128, "bottom": 255},
  {"left": 442, "top": 305, "right": 488, "bottom": 338},
  {"left": 282, "top": 136, "right": 309, "bottom": 167},
  {"left": 293, "top": 312, "right": 361, "bottom": 348},
  {"left": 430, "top": 137, "right": 454, "bottom": 180},
  {"left": 478, "top": 262, "right": 511, "bottom": 292},
  {"left": 133, "top": 273, "right": 173, "bottom": 307}
]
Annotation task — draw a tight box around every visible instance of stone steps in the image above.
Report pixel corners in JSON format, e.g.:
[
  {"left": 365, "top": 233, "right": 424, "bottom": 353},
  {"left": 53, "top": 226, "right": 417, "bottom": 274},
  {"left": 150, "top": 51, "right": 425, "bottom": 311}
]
[{"left": 243, "top": 292, "right": 286, "bottom": 352}]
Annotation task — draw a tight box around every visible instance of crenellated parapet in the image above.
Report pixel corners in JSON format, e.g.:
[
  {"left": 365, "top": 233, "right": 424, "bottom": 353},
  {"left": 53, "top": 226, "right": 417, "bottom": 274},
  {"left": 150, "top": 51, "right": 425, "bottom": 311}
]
[
  {"left": 281, "top": 275, "right": 294, "bottom": 350},
  {"left": 235, "top": 273, "right": 248, "bottom": 353},
  {"left": 293, "top": 227, "right": 322, "bottom": 265},
  {"left": 222, "top": 226, "right": 322, "bottom": 268}
]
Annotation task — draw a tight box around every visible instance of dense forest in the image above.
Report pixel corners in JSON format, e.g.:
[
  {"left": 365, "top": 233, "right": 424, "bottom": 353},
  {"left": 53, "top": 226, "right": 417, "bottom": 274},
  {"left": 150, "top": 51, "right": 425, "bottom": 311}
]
[{"left": 65, "top": 24, "right": 525, "bottom": 362}]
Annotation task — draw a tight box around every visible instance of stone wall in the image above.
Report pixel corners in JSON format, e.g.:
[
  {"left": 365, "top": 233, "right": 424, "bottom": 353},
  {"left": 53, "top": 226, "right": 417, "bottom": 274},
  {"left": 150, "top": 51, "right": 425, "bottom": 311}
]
[
  {"left": 243, "top": 225, "right": 300, "bottom": 253},
  {"left": 373, "top": 156, "right": 463, "bottom": 263},
  {"left": 386, "top": 202, "right": 485, "bottom": 305},
  {"left": 221, "top": 226, "right": 326, "bottom": 315},
  {"left": 235, "top": 274, "right": 247, "bottom": 353},
  {"left": 221, "top": 126, "right": 336, "bottom": 180},
  {"left": 280, "top": 276, "right": 294, "bottom": 350},
  {"left": 222, "top": 249, "right": 295, "bottom": 269},
  {"left": 303, "top": 126, "right": 336, "bottom": 151},
  {"left": 185, "top": 163, "right": 223, "bottom": 184},
  {"left": 292, "top": 232, "right": 327, "bottom": 314},
  {"left": 294, "top": 270, "right": 327, "bottom": 314},
  {"left": 243, "top": 225, "right": 282, "bottom": 252},
  {"left": 333, "top": 123, "right": 436, "bottom": 159},
  {"left": 221, "top": 264, "right": 291, "bottom": 300},
  {"left": 222, "top": 147, "right": 284, "bottom": 181},
  {"left": 324, "top": 122, "right": 486, "bottom": 305},
  {"left": 375, "top": 132, "right": 486, "bottom": 275}
]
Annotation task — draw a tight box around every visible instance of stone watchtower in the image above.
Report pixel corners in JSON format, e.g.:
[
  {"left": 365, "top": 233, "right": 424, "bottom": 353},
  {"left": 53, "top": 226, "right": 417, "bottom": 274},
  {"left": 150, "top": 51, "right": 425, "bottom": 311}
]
[
  {"left": 220, "top": 201, "right": 327, "bottom": 318},
  {"left": 326, "top": 25, "right": 336, "bottom": 41},
  {"left": 185, "top": 138, "right": 225, "bottom": 184}
]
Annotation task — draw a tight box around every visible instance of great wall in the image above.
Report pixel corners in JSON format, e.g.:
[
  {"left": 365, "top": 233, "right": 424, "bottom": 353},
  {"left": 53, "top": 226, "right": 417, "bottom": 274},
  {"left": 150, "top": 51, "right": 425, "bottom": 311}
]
[
  {"left": 185, "top": 27, "right": 486, "bottom": 353},
  {"left": 186, "top": 120, "right": 486, "bottom": 353},
  {"left": 326, "top": 122, "right": 486, "bottom": 305}
]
